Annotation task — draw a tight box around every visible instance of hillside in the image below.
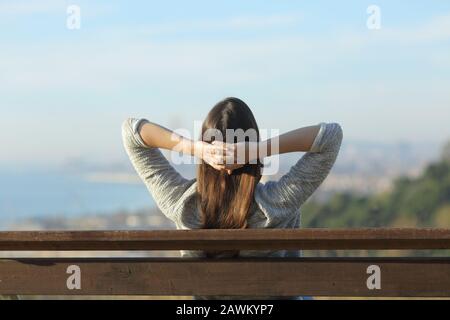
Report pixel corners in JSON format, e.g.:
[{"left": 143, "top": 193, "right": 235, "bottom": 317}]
[{"left": 302, "top": 144, "right": 450, "bottom": 229}]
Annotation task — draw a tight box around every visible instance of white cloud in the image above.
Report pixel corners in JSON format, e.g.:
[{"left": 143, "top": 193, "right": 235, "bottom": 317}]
[
  {"left": 0, "top": 36, "right": 312, "bottom": 91},
  {"left": 1, "top": 11, "right": 450, "bottom": 166},
  {"left": 0, "top": 0, "right": 116, "bottom": 20},
  {"left": 394, "top": 13, "right": 450, "bottom": 42},
  {"left": 134, "top": 13, "right": 303, "bottom": 36},
  {"left": 0, "top": 0, "right": 63, "bottom": 15},
  {"left": 224, "top": 14, "right": 301, "bottom": 29},
  {"left": 1, "top": 10, "right": 450, "bottom": 93},
  {"left": 357, "top": 13, "right": 450, "bottom": 45}
]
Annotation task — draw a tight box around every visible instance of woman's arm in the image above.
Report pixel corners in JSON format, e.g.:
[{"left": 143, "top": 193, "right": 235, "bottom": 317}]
[
  {"left": 256, "top": 123, "right": 343, "bottom": 219},
  {"left": 138, "top": 121, "right": 196, "bottom": 155},
  {"left": 122, "top": 118, "right": 230, "bottom": 222},
  {"left": 138, "top": 120, "right": 231, "bottom": 171},
  {"left": 261, "top": 123, "right": 323, "bottom": 158},
  {"left": 122, "top": 118, "right": 193, "bottom": 222},
  {"left": 213, "top": 122, "right": 342, "bottom": 221},
  {"left": 212, "top": 124, "right": 324, "bottom": 170}
]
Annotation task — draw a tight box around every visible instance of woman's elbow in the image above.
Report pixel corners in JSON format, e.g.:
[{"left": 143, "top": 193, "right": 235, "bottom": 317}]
[
  {"left": 334, "top": 123, "right": 343, "bottom": 143},
  {"left": 325, "top": 123, "right": 343, "bottom": 152}
]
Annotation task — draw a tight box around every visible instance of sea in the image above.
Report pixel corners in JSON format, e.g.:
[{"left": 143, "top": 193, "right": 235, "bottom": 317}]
[{"left": 0, "top": 169, "right": 156, "bottom": 228}]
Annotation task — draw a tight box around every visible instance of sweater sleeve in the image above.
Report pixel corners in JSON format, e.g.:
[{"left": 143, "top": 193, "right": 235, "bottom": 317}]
[
  {"left": 255, "top": 122, "right": 343, "bottom": 222},
  {"left": 121, "top": 117, "right": 194, "bottom": 222}
]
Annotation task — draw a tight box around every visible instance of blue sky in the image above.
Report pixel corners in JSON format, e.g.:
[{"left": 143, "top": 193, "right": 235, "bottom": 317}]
[{"left": 1, "top": 0, "right": 449, "bottom": 168}]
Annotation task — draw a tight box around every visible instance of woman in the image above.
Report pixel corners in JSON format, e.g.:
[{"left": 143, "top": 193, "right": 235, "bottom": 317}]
[{"left": 122, "top": 97, "right": 343, "bottom": 299}]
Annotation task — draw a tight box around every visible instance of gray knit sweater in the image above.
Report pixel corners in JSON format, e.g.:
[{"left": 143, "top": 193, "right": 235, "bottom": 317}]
[
  {"left": 122, "top": 118, "right": 342, "bottom": 252},
  {"left": 122, "top": 118, "right": 343, "bottom": 259}
]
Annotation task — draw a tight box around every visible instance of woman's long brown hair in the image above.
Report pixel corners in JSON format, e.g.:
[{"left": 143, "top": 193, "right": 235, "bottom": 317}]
[{"left": 197, "top": 97, "right": 263, "bottom": 258}]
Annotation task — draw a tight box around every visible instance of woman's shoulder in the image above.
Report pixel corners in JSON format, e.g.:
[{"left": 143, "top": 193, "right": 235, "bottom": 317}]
[
  {"left": 175, "top": 179, "right": 198, "bottom": 208},
  {"left": 252, "top": 181, "right": 300, "bottom": 223},
  {"left": 174, "top": 179, "right": 206, "bottom": 228},
  {"left": 179, "top": 178, "right": 198, "bottom": 196}
]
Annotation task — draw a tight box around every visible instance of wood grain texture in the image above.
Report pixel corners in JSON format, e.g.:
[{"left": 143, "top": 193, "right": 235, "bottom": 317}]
[
  {"left": 0, "top": 228, "right": 449, "bottom": 251},
  {"left": 0, "top": 257, "right": 449, "bottom": 297}
]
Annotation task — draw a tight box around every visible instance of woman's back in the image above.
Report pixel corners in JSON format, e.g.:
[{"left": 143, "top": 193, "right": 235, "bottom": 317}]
[
  {"left": 122, "top": 97, "right": 342, "bottom": 300},
  {"left": 122, "top": 117, "right": 343, "bottom": 258}
]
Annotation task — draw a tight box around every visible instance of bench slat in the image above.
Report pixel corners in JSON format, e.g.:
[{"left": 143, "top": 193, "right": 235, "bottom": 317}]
[
  {"left": 0, "top": 228, "right": 449, "bottom": 251},
  {"left": 1, "top": 257, "right": 449, "bottom": 297}
]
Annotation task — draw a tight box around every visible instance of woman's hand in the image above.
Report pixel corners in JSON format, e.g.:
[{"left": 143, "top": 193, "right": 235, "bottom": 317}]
[
  {"left": 193, "top": 141, "right": 230, "bottom": 171},
  {"left": 193, "top": 140, "right": 260, "bottom": 174},
  {"left": 212, "top": 141, "right": 245, "bottom": 172},
  {"left": 211, "top": 141, "right": 260, "bottom": 173}
]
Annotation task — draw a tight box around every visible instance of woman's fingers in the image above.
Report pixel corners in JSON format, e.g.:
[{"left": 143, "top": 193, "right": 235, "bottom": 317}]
[
  {"left": 201, "top": 141, "right": 248, "bottom": 172},
  {"left": 212, "top": 141, "right": 236, "bottom": 158}
]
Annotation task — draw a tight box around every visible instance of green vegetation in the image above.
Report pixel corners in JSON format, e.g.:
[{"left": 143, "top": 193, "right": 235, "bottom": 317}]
[
  {"left": 303, "top": 143, "right": 450, "bottom": 229},
  {"left": 301, "top": 141, "right": 450, "bottom": 257}
]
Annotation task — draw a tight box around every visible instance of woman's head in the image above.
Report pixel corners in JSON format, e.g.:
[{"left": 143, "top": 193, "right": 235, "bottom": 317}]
[{"left": 197, "top": 97, "right": 263, "bottom": 256}]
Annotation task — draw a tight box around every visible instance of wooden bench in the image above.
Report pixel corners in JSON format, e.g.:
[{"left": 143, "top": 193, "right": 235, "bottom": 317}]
[{"left": 0, "top": 228, "right": 449, "bottom": 297}]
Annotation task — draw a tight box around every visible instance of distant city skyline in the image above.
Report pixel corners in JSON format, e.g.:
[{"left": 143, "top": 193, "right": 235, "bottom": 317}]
[{"left": 1, "top": 0, "right": 450, "bottom": 168}]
